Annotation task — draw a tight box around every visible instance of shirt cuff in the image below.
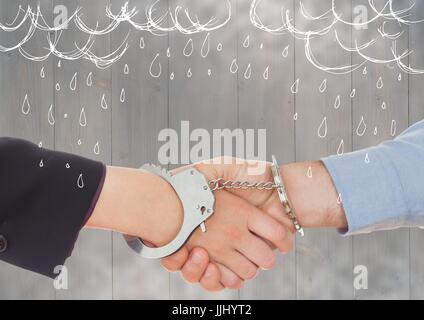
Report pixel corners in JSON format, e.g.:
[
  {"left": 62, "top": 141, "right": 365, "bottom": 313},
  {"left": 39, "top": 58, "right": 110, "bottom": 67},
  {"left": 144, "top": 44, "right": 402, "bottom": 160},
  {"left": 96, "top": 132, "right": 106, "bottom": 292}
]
[{"left": 321, "top": 145, "right": 410, "bottom": 236}]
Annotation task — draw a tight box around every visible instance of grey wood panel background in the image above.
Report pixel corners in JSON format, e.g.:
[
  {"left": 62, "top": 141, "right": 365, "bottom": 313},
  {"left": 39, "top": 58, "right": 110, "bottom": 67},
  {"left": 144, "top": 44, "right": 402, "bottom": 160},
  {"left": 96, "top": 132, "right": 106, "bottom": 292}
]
[{"left": 0, "top": 0, "right": 423, "bottom": 299}]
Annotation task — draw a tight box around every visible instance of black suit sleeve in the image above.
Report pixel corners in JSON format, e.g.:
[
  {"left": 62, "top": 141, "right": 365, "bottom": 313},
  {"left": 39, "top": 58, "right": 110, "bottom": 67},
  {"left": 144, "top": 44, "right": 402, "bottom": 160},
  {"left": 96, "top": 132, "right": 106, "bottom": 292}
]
[{"left": 0, "top": 138, "right": 106, "bottom": 278}]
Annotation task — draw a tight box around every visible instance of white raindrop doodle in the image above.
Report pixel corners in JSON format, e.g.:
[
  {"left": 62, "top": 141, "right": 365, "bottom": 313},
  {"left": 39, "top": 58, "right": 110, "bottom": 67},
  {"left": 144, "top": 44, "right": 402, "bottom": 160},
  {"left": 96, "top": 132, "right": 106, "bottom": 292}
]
[
  {"left": 124, "top": 63, "right": 129, "bottom": 74},
  {"left": 364, "top": 153, "right": 370, "bottom": 164},
  {"left": 86, "top": 72, "right": 93, "bottom": 86},
  {"left": 77, "top": 138, "right": 82, "bottom": 145},
  {"left": 79, "top": 107, "right": 87, "bottom": 127},
  {"left": 290, "top": 78, "right": 300, "bottom": 94},
  {"left": 350, "top": 88, "right": 356, "bottom": 98},
  {"left": 93, "top": 141, "right": 100, "bottom": 155},
  {"left": 293, "top": 112, "right": 298, "bottom": 121},
  {"left": 38, "top": 141, "right": 43, "bottom": 148},
  {"left": 217, "top": 43, "right": 223, "bottom": 51},
  {"left": 319, "top": 79, "right": 327, "bottom": 93},
  {"left": 21, "top": 94, "right": 30, "bottom": 115},
  {"left": 70, "top": 72, "right": 77, "bottom": 91},
  {"left": 243, "top": 35, "right": 250, "bottom": 48},
  {"left": 120, "top": 88, "right": 126, "bottom": 102},
  {"left": 77, "top": 173, "right": 84, "bottom": 189},
  {"left": 208, "top": 68, "right": 212, "bottom": 76},
  {"left": 101, "top": 93, "right": 108, "bottom": 110},
  {"left": 201, "top": 33, "right": 210, "bottom": 58},
  {"left": 356, "top": 116, "right": 367, "bottom": 136},
  {"left": 166, "top": 47, "right": 171, "bottom": 58},
  {"left": 337, "top": 139, "right": 344, "bottom": 155},
  {"left": 317, "top": 116, "right": 328, "bottom": 138},
  {"left": 376, "top": 76, "right": 383, "bottom": 89},
  {"left": 390, "top": 119, "right": 397, "bottom": 136},
  {"left": 149, "top": 53, "right": 162, "bottom": 78},
  {"left": 263, "top": 66, "right": 269, "bottom": 80},
  {"left": 58, "top": 60, "right": 61, "bottom": 68},
  {"left": 282, "top": 45, "right": 289, "bottom": 58},
  {"left": 306, "top": 166, "right": 313, "bottom": 178},
  {"left": 139, "top": 36, "right": 145, "bottom": 49},
  {"left": 187, "top": 68, "right": 192, "bottom": 78},
  {"left": 40, "top": 66, "right": 45, "bottom": 78},
  {"left": 244, "top": 63, "right": 252, "bottom": 79},
  {"left": 363, "top": 67, "right": 367, "bottom": 75},
  {"left": 374, "top": 126, "right": 378, "bottom": 135},
  {"left": 381, "top": 101, "right": 387, "bottom": 110},
  {"left": 337, "top": 193, "right": 342, "bottom": 204},
  {"left": 65, "top": 163, "right": 71, "bottom": 169},
  {"left": 48, "top": 104, "right": 55, "bottom": 125},
  {"left": 230, "top": 58, "right": 238, "bottom": 73},
  {"left": 39, "top": 159, "right": 44, "bottom": 168},
  {"left": 170, "top": 72, "right": 175, "bottom": 80},
  {"left": 334, "top": 95, "right": 341, "bottom": 109},
  {"left": 55, "top": 82, "right": 61, "bottom": 91},
  {"left": 183, "top": 38, "right": 194, "bottom": 57},
  {"left": 398, "top": 73, "right": 402, "bottom": 81}
]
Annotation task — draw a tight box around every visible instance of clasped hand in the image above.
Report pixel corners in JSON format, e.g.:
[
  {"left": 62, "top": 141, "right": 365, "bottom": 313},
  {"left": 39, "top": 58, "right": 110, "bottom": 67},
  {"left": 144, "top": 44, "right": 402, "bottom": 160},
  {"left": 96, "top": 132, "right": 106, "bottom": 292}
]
[
  {"left": 90, "top": 157, "right": 343, "bottom": 292},
  {"left": 161, "top": 158, "right": 295, "bottom": 291}
]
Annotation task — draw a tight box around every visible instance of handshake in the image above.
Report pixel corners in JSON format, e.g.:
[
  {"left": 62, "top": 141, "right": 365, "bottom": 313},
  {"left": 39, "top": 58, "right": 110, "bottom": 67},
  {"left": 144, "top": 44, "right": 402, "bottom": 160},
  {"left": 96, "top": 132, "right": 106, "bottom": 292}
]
[{"left": 87, "top": 157, "right": 348, "bottom": 292}]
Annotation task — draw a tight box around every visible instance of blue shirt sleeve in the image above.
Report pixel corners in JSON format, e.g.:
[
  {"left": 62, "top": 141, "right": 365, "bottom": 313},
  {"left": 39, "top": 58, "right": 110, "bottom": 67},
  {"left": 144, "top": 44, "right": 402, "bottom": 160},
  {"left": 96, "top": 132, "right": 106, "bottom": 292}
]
[{"left": 321, "top": 119, "right": 424, "bottom": 235}]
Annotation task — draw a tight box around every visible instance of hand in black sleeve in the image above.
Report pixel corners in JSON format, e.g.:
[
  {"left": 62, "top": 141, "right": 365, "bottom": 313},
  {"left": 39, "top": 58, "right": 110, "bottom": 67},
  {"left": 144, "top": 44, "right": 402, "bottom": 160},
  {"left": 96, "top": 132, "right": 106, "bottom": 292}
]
[{"left": 0, "top": 137, "right": 106, "bottom": 278}]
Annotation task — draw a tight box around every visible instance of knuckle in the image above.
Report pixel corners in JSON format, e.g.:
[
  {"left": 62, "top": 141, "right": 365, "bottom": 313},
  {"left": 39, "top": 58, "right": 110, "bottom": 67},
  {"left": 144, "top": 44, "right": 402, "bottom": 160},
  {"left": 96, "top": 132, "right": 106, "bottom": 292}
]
[
  {"left": 183, "top": 271, "right": 199, "bottom": 284},
  {"left": 272, "top": 224, "right": 287, "bottom": 242},
  {"left": 226, "top": 277, "right": 243, "bottom": 290},
  {"left": 182, "top": 266, "right": 202, "bottom": 284},
  {"left": 161, "top": 258, "right": 179, "bottom": 272},
  {"left": 224, "top": 225, "right": 243, "bottom": 241},
  {"left": 261, "top": 251, "right": 276, "bottom": 270},
  {"left": 242, "top": 265, "right": 258, "bottom": 280}
]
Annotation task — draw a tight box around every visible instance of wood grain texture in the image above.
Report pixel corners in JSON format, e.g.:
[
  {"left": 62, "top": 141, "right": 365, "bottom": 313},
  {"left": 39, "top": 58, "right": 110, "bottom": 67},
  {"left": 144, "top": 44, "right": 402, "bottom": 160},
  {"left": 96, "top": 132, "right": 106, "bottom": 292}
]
[
  {"left": 167, "top": 0, "right": 239, "bottom": 300},
  {"left": 0, "top": 0, "right": 55, "bottom": 299},
  {"left": 237, "top": 0, "right": 296, "bottom": 300},
  {"left": 53, "top": 0, "right": 113, "bottom": 299},
  {"left": 110, "top": 0, "right": 171, "bottom": 300},
  {"left": 294, "top": 0, "right": 353, "bottom": 299},
  {"left": 408, "top": 0, "right": 424, "bottom": 300},
  {"left": 351, "top": 0, "right": 410, "bottom": 300}
]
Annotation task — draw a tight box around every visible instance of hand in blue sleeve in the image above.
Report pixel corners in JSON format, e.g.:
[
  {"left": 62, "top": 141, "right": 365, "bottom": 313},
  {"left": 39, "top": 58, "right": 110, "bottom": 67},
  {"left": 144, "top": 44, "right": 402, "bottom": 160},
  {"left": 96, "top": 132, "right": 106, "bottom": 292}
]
[{"left": 322, "top": 119, "right": 424, "bottom": 235}]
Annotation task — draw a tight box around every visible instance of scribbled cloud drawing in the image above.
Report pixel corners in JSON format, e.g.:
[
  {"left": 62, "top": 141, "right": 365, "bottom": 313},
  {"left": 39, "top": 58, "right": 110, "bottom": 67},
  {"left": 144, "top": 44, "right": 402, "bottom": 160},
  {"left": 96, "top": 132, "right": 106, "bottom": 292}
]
[
  {"left": 0, "top": 0, "right": 232, "bottom": 68},
  {"left": 2, "top": 0, "right": 424, "bottom": 73},
  {"left": 250, "top": 0, "right": 424, "bottom": 74}
]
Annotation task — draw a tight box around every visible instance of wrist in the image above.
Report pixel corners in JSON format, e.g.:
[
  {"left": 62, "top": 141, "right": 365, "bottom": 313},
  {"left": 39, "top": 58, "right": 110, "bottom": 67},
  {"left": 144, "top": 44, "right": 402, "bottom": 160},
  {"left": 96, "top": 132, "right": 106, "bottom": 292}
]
[
  {"left": 280, "top": 161, "right": 347, "bottom": 229},
  {"left": 87, "top": 166, "right": 183, "bottom": 246}
]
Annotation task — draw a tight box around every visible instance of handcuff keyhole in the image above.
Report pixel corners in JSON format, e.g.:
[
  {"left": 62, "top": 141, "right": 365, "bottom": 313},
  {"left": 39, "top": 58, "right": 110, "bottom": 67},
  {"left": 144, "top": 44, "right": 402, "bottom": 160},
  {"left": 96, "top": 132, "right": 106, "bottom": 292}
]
[{"left": 200, "top": 206, "right": 206, "bottom": 214}]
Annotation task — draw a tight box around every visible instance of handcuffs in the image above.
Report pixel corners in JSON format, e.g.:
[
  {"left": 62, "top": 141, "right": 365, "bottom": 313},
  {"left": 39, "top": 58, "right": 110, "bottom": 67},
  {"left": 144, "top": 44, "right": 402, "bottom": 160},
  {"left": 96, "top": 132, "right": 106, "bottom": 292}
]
[{"left": 124, "top": 156, "right": 304, "bottom": 259}]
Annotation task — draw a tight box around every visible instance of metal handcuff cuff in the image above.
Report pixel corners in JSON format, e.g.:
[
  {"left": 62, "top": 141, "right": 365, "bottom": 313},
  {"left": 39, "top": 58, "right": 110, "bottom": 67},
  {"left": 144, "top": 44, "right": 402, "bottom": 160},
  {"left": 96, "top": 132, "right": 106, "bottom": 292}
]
[{"left": 124, "top": 155, "right": 304, "bottom": 259}]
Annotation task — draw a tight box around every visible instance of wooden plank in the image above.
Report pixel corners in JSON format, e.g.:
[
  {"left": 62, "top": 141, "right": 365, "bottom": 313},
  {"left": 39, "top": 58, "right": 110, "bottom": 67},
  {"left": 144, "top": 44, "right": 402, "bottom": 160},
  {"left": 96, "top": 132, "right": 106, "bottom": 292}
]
[
  {"left": 237, "top": 0, "right": 296, "bottom": 300},
  {"left": 351, "top": 0, "right": 410, "bottom": 300},
  {"left": 0, "top": 0, "right": 55, "bottom": 299},
  {"left": 294, "top": 0, "right": 353, "bottom": 299},
  {"left": 167, "top": 0, "right": 239, "bottom": 300},
  {"left": 110, "top": 0, "right": 171, "bottom": 299},
  {"left": 53, "top": 0, "right": 113, "bottom": 299},
  {"left": 408, "top": 0, "right": 424, "bottom": 300}
]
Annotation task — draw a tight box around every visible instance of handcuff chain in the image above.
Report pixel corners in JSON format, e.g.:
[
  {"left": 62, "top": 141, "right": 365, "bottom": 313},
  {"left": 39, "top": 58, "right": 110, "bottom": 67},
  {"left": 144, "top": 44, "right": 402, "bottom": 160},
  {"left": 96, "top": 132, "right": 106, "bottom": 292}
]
[{"left": 208, "top": 178, "right": 278, "bottom": 191}]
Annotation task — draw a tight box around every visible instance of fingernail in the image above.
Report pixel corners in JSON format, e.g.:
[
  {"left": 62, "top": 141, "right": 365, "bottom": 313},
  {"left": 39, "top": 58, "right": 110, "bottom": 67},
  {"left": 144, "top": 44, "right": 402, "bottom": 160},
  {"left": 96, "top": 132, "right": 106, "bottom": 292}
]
[{"left": 191, "top": 251, "right": 204, "bottom": 265}]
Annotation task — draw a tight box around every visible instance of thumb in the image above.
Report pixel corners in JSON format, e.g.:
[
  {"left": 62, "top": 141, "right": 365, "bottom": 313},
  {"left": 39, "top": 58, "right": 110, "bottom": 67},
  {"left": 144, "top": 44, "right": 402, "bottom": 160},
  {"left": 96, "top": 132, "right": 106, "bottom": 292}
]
[{"left": 161, "top": 246, "right": 190, "bottom": 272}]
